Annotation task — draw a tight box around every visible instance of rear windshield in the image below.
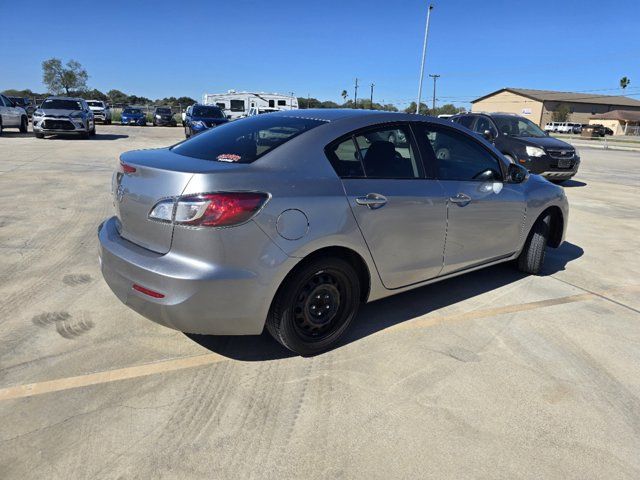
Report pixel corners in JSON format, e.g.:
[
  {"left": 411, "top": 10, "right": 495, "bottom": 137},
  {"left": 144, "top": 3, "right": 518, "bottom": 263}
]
[
  {"left": 193, "top": 106, "right": 225, "bottom": 118},
  {"left": 172, "top": 115, "right": 327, "bottom": 164},
  {"left": 42, "top": 99, "right": 82, "bottom": 110}
]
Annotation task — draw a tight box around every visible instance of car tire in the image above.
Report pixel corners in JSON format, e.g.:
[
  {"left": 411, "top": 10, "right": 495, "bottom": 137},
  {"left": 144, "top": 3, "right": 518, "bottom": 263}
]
[
  {"left": 0, "top": 118, "right": 3, "bottom": 136},
  {"left": 90, "top": 124, "right": 96, "bottom": 136},
  {"left": 19, "top": 116, "right": 28, "bottom": 133},
  {"left": 184, "top": 125, "right": 190, "bottom": 138},
  {"left": 516, "top": 214, "right": 550, "bottom": 275},
  {"left": 35, "top": 133, "right": 44, "bottom": 139},
  {"left": 266, "top": 257, "right": 361, "bottom": 356}
]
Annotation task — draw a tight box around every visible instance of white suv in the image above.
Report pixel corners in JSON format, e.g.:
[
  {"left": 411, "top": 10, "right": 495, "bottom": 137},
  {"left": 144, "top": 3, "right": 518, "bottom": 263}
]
[
  {"left": 87, "top": 100, "right": 112, "bottom": 124},
  {"left": 0, "top": 94, "right": 28, "bottom": 134}
]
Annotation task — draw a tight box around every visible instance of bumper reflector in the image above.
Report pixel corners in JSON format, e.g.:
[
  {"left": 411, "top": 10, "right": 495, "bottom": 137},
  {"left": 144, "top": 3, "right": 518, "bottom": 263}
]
[{"left": 133, "top": 284, "right": 165, "bottom": 298}]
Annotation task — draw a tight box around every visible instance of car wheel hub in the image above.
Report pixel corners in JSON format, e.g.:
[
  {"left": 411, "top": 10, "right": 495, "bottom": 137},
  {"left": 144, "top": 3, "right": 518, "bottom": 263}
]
[{"left": 294, "top": 273, "right": 342, "bottom": 335}]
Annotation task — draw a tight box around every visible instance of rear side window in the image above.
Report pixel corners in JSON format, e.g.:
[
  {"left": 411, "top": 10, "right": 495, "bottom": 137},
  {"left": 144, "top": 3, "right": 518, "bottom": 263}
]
[
  {"left": 419, "top": 125, "right": 503, "bottom": 181},
  {"left": 172, "top": 115, "right": 326, "bottom": 164},
  {"left": 326, "top": 125, "right": 421, "bottom": 179}
]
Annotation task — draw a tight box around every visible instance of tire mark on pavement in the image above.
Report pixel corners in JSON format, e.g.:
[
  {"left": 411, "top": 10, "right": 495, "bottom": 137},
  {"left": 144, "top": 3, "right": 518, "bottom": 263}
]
[{"left": 1, "top": 287, "right": 638, "bottom": 402}]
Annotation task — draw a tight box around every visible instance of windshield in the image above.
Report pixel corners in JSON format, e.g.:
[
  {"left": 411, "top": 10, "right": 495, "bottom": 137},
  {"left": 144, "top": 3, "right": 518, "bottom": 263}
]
[
  {"left": 41, "top": 99, "right": 82, "bottom": 110},
  {"left": 494, "top": 116, "right": 546, "bottom": 138},
  {"left": 156, "top": 108, "right": 172, "bottom": 114},
  {"left": 87, "top": 101, "right": 104, "bottom": 107},
  {"left": 172, "top": 115, "right": 327, "bottom": 163},
  {"left": 193, "top": 106, "right": 225, "bottom": 118},
  {"left": 9, "top": 97, "right": 27, "bottom": 106},
  {"left": 123, "top": 108, "right": 142, "bottom": 115}
]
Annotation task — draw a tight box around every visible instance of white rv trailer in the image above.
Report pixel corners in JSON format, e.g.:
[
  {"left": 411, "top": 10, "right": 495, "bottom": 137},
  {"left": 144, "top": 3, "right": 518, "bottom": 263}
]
[{"left": 202, "top": 90, "right": 298, "bottom": 120}]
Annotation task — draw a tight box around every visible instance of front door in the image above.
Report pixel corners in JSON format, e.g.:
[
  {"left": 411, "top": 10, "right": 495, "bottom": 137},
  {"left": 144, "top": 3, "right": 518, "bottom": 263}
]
[
  {"left": 416, "top": 123, "right": 526, "bottom": 275},
  {"left": 327, "top": 124, "right": 447, "bottom": 289}
]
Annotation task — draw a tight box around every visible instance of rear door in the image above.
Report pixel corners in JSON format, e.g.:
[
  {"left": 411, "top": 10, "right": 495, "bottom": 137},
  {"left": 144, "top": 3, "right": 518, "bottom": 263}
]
[
  {"left": 415, "top": 123, "right": 525, "bottom": 275},
  {"left": 0, "top": 95, "right": 19, "bottom": 126},
  {"left": 327, "top": 123, "right": 446, "bottom": 289}
]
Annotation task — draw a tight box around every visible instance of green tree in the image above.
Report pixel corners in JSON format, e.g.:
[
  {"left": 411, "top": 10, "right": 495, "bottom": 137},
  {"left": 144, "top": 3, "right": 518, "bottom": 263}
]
[
  {"left": 404, "top": 102, "right": 429, "bottom": 115},
  {"left": 107, "top": 89, "right": 130, "bottom": 105},
  {"left": 42, "top": 58, "right": 89, "bottom": 95},
  {"left": 552, "top": 103, "right": 571, "bottom": 122},
  {"left": 620, "top": 76, "right": 631, "bottom": 90}
]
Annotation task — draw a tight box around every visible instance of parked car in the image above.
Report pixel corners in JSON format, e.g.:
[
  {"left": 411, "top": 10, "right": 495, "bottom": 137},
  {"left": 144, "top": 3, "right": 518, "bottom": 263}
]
[
  {"left": 0, "top": 94, "right": 29, "bottom": 134},
  {"left": 87, "top": 100, "right": 112, "bottom": 124},
  {"left": 7, "top": 96, "right": 35, "bottom": 118},
  {"left": 544, "top": 122, "right": 560, "bottom": 132},
  {"left": 98, "top": 110, "right": 568, "bottom": 355},
  {"left": 121, "top": 107, "right": 146, "bottom": 126},
  {"left": 586, "top": 124, "right": 613, "bottom": 137},
  {"left": 152, "top": 107, "right": 176, "bottom": 127},
  {"left": 32, "top": 97, "right": 95, "bottom": 139},
  {"left": 183, "top": 104, "right": 228, "bottom": 138},
  {"left": 451, "top": 112, "right": 580, "bottom": 183}
]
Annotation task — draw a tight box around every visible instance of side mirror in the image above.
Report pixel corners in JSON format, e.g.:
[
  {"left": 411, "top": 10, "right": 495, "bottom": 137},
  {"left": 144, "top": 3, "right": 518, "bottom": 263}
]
[
  {"left": 482, "top": 129, "right": 495, "bottom": 142},
  {"left": 507, "top": 163, "right": 529, "bottom": 184}
]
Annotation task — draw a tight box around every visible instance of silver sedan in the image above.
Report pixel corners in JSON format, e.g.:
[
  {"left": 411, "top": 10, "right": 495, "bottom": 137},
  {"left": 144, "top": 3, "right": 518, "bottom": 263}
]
[{"left": 98, "top": 110, "right": 568, "bottom": 355}]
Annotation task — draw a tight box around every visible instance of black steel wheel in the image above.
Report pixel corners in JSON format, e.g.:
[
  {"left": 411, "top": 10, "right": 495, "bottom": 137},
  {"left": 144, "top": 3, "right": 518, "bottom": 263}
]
[{"left": 267, "top": 257, "right": 361, "bottom": 356}]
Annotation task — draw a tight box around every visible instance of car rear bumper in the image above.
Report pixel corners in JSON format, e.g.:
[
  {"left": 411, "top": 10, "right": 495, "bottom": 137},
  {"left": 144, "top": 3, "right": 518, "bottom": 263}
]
[{"left": 98, "top": 216, "right": 294, "bottom": 335}]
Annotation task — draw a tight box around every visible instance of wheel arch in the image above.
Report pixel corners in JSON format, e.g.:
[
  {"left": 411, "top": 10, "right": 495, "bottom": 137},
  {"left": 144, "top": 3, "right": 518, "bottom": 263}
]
[
  {"left": 274, "top": 246, "right": 372, "bottom": 306},
  {"left": 538, "top": 205, "right": 564, "bottom": 248}
]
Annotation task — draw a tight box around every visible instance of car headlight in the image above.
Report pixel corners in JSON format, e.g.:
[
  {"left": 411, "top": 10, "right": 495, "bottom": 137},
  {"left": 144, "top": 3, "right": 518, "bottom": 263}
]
[
  {"left": 192, "top": 121, "right": 206, "bottom": 128},
  {"left": 33, "top": 109, "right": 45, "bottom": 117},
  {"left": 155, "top": 114, "right": 161, "bottom": 119},
  {"left": 525, "top": 146, "right": 545, "bottom": 157}
]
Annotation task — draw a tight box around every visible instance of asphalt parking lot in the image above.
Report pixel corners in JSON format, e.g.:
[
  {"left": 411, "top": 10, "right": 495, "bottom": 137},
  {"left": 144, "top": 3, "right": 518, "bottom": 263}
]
[{"left": 1, "top": 125, "right": 639, "bottom": 479}]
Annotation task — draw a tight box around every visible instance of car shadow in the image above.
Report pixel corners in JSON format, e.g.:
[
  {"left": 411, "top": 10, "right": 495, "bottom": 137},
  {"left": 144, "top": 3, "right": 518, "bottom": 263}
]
[
  {"left": 186, "top": 241, "right": 583, "bottom": 361},
  {"left": 562, "top": 179, "right": 587, "bottom": 188},
  {"left": 0, "top": 131, "right": 33, "bottom": 138}
]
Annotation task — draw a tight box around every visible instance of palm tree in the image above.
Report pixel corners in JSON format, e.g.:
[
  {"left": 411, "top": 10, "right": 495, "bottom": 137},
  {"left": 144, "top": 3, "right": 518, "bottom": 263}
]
[
  {"left": 341, "top": 90, "right": 348, "bottom": 104},
  {"left": 620, "top": 76, "right": 631, "bottom": 90}
]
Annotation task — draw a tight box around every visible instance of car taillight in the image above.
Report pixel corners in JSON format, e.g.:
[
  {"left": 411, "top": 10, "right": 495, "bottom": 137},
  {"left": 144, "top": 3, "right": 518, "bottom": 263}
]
[
  {"left": 149, "top": 192, "right": 269, "bottom": 227},
  {"left": 118, "top": 161, "right": 136, "bottom": 174}
]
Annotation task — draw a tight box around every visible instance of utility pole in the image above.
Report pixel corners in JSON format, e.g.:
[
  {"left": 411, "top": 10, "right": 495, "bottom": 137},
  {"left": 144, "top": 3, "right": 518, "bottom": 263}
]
[
  {"left": 370, "top": 83, "right": 375, "bottom": 109},
  {"left": 307, "top": 93, "right": 310, "bottom": 109},
  {"left": 354, "top": 78, "right": 359, "bottom": 109},
  {"left": 429, "top": 74, "right": 440, "bottom": 112},
  {"left": 416, "top": 3, "right": 434, "bottom": 114},
  {"left": 290, "top": 91, "right": 294, "bottom": 109}
]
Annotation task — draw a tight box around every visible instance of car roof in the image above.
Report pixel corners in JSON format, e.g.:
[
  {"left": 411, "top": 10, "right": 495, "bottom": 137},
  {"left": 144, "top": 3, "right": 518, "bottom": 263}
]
[
  {"left": 271, "top": 108, "right": 456, "bottom": 125},
  {"left": 45, "top": 96, "right": 86, "bottom": 101}
]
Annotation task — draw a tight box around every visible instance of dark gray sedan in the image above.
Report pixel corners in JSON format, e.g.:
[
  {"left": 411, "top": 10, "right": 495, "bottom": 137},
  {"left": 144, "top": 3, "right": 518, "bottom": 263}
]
[{"left": 98, "top": 110, "right": 568, "bottom": 355}]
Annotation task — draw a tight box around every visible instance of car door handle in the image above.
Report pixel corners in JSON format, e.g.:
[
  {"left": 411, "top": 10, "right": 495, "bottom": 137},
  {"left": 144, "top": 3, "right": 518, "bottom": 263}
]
[
  {"left": 356, "top": 193, "right": 388, "bottom": 209},
  {"left": 450, "top": 193, "right": 472, "bottom": 205}
]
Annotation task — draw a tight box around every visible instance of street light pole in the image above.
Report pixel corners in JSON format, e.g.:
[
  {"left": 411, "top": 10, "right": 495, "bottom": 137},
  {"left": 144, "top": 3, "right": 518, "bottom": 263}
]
[
  {"left": 370, "top": 82, "right": 375, "bottom": 109},
  {"left": 354, "top": 78, "right": 359, "bottom": 109},
  {"left": 429, "top": 74, "right": 440, "bottom": 112},
  {"left": 416, "top": 3, "right": 434, "bottom": 114}
]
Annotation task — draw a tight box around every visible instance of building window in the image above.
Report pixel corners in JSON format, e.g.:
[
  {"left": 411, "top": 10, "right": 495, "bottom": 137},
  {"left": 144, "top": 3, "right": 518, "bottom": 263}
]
[
  {"left": 215, "top": 103, "right": 226, "bottom": 109},
  {"left": 278, "top": 100, "right": 287, "bottom": 106},
  {"left": 269, "top": 100, "right": 275, "bottom": 107}
]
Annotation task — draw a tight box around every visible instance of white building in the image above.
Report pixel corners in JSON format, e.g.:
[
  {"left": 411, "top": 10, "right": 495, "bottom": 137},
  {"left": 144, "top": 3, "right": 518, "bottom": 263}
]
[{"left": 203, "top": 90, "right": 298, "bottom": 120}]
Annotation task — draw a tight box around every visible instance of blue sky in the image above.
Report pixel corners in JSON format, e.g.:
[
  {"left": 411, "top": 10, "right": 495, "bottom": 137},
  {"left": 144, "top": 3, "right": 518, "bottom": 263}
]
[{"left": 1, "top": 0, "right": 639, "bottom": 109}]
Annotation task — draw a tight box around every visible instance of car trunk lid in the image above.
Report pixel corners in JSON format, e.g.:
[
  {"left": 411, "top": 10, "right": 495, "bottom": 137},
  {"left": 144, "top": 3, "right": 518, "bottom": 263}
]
[{"left": 114, "top": 148, "right": 249, "bottom": 254}]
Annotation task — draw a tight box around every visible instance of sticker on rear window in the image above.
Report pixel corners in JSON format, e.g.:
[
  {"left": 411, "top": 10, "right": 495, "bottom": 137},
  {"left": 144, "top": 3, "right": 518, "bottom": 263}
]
[{"left": 217, "top": 153, "right": 241, "bottom": 163}]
